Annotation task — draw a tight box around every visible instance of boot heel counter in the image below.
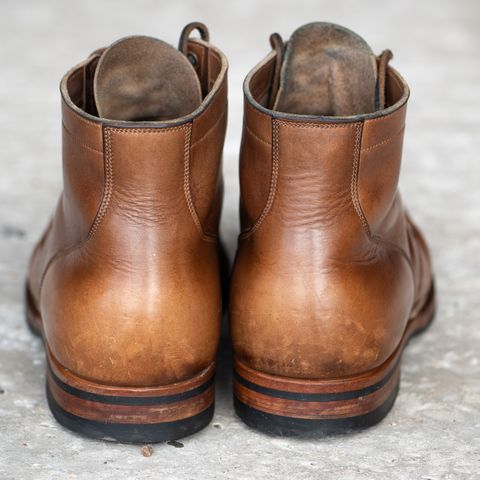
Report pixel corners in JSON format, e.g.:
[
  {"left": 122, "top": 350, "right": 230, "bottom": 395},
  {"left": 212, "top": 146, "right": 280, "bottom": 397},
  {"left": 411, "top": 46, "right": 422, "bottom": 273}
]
[
  {"left": 231, "top": 247, "right": 414, "bottom": 380},
  {"left": 41, "top": 245, "right": 221, "bottom": 387}
]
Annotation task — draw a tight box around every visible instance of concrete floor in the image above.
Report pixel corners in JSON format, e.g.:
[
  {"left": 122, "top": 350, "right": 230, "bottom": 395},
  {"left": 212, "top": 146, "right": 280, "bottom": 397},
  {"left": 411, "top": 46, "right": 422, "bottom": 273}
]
[{"left": 1, "top": 0, "right": 479, "bottom": 478}]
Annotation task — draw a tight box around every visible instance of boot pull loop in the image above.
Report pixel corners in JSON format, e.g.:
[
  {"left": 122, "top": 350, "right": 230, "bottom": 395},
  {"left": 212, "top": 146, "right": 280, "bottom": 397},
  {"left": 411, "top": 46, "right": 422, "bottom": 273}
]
[
  {"left": 376, "top": 49, "right": 393, "bottom": 110},
  {"left": 269, "top": 32, "right": 285, "bottom": 109},
  {"left": 178, "top": 22, "right": 210, "bottom": 63}
]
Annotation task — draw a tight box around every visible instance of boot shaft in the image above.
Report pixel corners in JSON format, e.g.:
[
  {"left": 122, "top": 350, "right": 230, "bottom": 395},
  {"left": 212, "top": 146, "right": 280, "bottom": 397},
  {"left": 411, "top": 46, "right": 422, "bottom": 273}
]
[
  {"left": 60, "top": 38, "right": 228, "bottom": 255},
  {"left": 240, "top": 51, "right": 409, "bottom": 262}
]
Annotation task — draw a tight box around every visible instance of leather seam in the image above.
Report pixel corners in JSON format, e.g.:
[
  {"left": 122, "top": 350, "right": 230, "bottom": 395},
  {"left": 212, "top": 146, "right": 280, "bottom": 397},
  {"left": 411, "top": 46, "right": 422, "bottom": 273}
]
[
  {"left": 62, "top": 122, "right": 103, "bottom": 154},
  {"left": 244, "top": 120, "right": 272, "bottom": 146},
  {"left": 240, "top": 118, "right": 279, "bottom": 239},
  {"left": 98, "top": 127, "right": 191, "bottom": 245},
  {"left": 100, "top": 124, "right": 217, "bottom": 241},
  {"left": 88, "top": 127, "right": 114, "bottom": 238},
  {"left": 37, "top": 127, "right": 114, "bottom": 295},
  {"left": 240, "top": 119, "right": 356, "bottom": 238},
  {"left": 354, "top": 124, "right": 414, "bottom": 271},
  {"left": 38, "top": 124, "right": 212, "bottom": 298},
  {"left": 39, "top": 240, "right": 84, "bottom": 298},
  {"left": 361, "top": 126, "right": 405, "bottom": 152},
  {"left": 71, "top": 114, "right": 100, "bottom": 129},
  {"left": 183, "top": 124, "right": 218, "bottom": 242},
  {"left": 246, "top": 97, "right": 273, "bottom": 123},
  {"left": 370, "top": 234, "right": 414, "bottom": 271},
  {"left": 191, "top": 108, "right": 227, "bottom": 148},
  {"left": 38, "top": 124, "right": 215, "bottom": 298},
  {"left": 28, "top": 220, "right": 53, "bottom": 305},
  {"left": 63, "top": 102, "right": 102, "bottom": 129},
  {"left": 276, "top": 120, "right": 354, "bottom": 129},
  {"left": 105, "top": 126, "right": 187, "bottom": 134},
  {"left": 363, "top": 108, "right": 400, "bottom": 124},
  {"left": 351, "top": 123, "right": 372, "bottom": 237}
]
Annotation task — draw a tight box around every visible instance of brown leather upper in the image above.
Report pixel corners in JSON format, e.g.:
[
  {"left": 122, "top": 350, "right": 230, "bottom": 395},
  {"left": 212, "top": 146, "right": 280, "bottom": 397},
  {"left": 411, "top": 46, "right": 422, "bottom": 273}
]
[
  {"left": 230, "top": 42, "right": 433, "bottom": 380},
  {"left": 28, "top": 33, "right": 228, "bottom": 387}
]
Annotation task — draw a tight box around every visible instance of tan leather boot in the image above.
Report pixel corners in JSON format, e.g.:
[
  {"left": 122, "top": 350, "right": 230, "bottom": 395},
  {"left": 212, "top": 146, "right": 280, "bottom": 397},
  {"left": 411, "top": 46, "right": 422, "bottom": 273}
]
[
  {"left": 230, "top": 22, "right": 435, "bottom": 435},
  {"left": 26, "top": 23, "right": 228, "bottom": 442}
]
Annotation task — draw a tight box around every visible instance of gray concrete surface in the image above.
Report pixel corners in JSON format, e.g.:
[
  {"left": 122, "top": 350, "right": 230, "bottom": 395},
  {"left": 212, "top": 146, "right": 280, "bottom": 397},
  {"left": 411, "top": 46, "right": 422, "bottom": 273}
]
[{"left": 1, "top": 0, "right": 479, "bottom": 478}]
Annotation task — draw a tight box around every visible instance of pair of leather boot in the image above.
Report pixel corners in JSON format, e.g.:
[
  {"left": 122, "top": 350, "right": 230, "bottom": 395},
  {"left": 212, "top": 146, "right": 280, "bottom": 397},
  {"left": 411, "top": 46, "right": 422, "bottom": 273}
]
[{"left": 26, "top": 22, "right": 435, "bottom": 442}]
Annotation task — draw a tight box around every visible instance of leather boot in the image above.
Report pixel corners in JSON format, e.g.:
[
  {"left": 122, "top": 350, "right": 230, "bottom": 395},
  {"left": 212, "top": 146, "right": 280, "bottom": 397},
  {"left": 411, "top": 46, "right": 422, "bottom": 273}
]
[
  {"left": 230, "top": 22, "right": 435, "bottom": 435},
  {"left": 26, "top": 23, "right": 228, "bottom": 443}
]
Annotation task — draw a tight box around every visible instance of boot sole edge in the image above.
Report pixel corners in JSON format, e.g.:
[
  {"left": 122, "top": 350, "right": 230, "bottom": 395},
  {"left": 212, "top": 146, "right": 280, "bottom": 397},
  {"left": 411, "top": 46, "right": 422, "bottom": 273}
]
[
  {"left": 233, "top": 282, "right": 436, "bottom": 436},
  {"left": 25, "top": 283, "right": 215, "bottom": 443}
]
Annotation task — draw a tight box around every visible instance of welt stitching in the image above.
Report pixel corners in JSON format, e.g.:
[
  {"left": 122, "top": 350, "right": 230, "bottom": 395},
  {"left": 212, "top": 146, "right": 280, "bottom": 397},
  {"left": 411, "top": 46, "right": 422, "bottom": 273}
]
[
  {"left": 244, "top": 121, "right": 271, "bottom": 146},
  {"left": 183, "top": 125, "right": 218, "bottom": 242},
  {"left": 62, "top": 121, "right": 103, "bottom": 154},
  {"left": 361, "top": 126, "right": 405, "bottom": 152},
  {"left": 241, "top": 118, "right": 279, "bottom": 238},
  {"left": 191, "top": 109, "right": 227, "bottom": 148}
]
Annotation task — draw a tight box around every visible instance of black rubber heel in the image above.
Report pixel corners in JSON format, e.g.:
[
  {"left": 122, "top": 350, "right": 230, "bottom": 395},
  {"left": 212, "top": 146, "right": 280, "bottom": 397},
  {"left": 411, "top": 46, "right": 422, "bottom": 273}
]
[
  {"left": 47, "top": 384, "right": 214, "bottom": 443},
  {"left": 234, "top": 382, "right": 399, "bottom": 437}
]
